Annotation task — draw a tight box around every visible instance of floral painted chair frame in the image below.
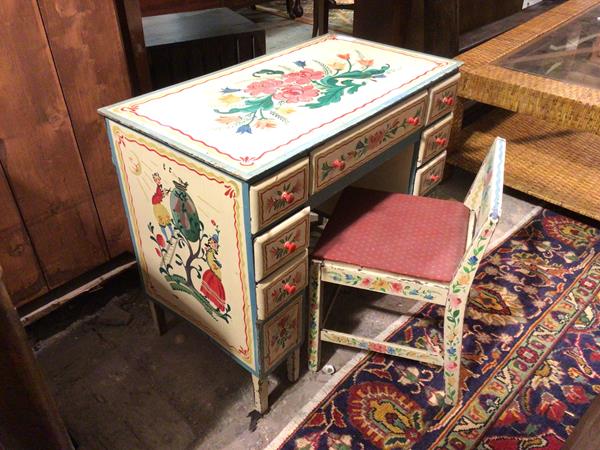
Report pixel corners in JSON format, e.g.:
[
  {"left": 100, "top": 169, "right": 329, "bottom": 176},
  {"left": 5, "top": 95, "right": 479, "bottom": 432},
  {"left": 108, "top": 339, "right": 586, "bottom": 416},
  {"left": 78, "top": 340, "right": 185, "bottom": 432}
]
[{"left": 308, "top": 137, "right": 506, "bottom": 405}]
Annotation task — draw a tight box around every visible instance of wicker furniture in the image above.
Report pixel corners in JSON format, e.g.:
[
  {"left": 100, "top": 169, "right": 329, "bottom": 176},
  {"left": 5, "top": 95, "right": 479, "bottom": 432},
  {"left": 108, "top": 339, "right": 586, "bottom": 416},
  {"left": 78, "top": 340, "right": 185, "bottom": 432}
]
[
  {"left": 457, "top": 0, "right": 600, "bottom": 134},
  {"left": 308, "top": 138, "right": 505, "bottom": 405},
  {"left": 451, "top": 0, "right": 600, "bottom": 221}
]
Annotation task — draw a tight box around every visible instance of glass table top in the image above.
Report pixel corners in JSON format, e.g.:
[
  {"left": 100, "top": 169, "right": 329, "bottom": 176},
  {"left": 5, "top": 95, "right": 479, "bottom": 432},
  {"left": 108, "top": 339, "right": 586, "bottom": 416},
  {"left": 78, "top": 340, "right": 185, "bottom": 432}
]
[{"left": 499, "top": 4, "right": 600, "bottom": 90}]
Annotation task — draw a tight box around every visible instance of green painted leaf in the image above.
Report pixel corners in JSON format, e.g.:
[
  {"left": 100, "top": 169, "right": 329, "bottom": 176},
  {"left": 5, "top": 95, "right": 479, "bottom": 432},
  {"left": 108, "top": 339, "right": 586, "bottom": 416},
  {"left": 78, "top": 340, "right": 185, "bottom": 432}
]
[{"left": 253, "top": 69, "right": 284, "bottom": 77}]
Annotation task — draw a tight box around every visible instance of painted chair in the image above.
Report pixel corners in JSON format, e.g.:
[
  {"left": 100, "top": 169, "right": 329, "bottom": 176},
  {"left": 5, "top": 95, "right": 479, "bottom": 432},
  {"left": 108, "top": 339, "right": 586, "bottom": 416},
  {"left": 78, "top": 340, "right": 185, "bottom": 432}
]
[{"left": 307, "top": 137, "right": 505, "bottom": 405}]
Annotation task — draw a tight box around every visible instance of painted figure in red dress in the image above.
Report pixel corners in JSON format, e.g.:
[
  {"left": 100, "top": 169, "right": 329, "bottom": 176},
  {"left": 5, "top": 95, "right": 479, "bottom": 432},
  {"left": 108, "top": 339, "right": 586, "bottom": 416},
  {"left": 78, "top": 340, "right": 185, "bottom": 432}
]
[
  {"left": 201, "top": 233, "right": 227, "bottom": 312},
  {"left": 152, "top": 173, "right": 174, "bottom": 241}
]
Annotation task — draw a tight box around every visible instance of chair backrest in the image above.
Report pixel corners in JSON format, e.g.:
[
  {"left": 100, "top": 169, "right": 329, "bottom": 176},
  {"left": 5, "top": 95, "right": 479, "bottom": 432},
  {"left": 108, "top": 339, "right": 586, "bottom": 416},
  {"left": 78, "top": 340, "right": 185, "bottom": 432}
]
[
  {"left": 447, "top": 137, "right": 505, "bottom": 305},
  {"left": 464, "top": 137, "right": 506, "bottom": 239}
]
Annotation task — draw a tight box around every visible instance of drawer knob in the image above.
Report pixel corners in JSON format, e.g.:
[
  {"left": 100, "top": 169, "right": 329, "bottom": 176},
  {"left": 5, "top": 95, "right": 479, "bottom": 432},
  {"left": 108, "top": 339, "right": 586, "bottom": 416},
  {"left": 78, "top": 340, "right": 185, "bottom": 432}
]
[
  {"left": 281, "top": 191, "right": 295, "bottom": 203},
  {"left": 442, "top": 96, "right": 454, "bottom": 106},
  {"left": 429, "top": 174, "right": 441, "bottom": 183},
  {"left": 435, "top": 137, "right": 448, "bottom": 146},
  {"left": 407, "top": 116, "right": 420, "bottom": 126},
  {"left": 283, "top": 241, "right": 297, "bottom": 253},
  {"left": 283, "top": 283, "right": 297, "bottom": 295},
  {"left": 332, "top": 159, "right": 346, "bottom": 170}
]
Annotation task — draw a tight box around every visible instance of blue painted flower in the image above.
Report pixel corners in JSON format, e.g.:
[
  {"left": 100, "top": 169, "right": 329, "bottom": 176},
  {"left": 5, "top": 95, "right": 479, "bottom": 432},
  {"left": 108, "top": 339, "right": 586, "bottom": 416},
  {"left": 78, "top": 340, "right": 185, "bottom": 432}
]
[
  {"left": 294, "top": 60, "right": 306, "bottom": 68},
  {"left": 447, "top": 347, "right": 457, "bottom": 356},
  {"left": 236, "top": 124, "right": 252, "bottom": 134},
  {"left": 468, "top": 256, "right": 478, "bottom": 266},
  {"left": 221, "top": 87, "right": 241, "bottom": 94}
]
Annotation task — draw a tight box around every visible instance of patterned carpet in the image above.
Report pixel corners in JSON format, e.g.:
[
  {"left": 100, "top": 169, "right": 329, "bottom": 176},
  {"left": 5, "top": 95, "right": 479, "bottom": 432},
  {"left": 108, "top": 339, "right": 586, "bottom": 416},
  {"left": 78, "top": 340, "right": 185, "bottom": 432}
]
[
  {"left": 269, "top": 210, "right": 600, "bottom": 449},
  {"left": 257, "top": 0, "right": 354, "bottom": 35}
]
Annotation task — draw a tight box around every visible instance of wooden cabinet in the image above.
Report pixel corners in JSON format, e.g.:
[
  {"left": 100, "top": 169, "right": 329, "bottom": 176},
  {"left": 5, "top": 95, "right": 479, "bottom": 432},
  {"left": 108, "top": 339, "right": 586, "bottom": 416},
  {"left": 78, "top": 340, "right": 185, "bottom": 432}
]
[{"left": 0, "top": 0, "right": 133, "bottom": 307}]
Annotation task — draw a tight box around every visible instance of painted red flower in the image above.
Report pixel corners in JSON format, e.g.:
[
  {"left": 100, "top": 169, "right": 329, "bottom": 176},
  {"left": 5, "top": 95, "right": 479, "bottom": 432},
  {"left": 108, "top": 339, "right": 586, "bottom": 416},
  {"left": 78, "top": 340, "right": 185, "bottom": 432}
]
[
  {"left": 244, "top": 79, "right": 283, "bottom": 96},
  {"left": 156, "top": 234, "right": 166, "bottom": 248},
  {"left": 390, "top": 282, "right": 403, "bottom": 292},
  {"left": 562, "top": 385, "right": 588, "bottom": 404},
  {"left": 283, "top": 68, "right": 324, "bottom": 84},
  {"left": 155, "top": 248, "right": 161, "bottom": 257},
  {"left": 337, "top": 53, "right": 351, "bottom": 60},
  {"left": 273, "top": 84, "right": 320, "bottom": 103},
  {"left": 368, "top": 130, "right": 385, "bottom": 147},
  {"left": 370, "top": 343, "right": 387, "bottom": 353}
]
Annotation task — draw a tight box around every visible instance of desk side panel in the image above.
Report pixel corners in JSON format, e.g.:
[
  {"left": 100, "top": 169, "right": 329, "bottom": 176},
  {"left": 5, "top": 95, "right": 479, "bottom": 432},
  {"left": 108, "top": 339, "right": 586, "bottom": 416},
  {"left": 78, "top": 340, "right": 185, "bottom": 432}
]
[{"left": 107, "top": 121, "right": 256, "bottom": 371}]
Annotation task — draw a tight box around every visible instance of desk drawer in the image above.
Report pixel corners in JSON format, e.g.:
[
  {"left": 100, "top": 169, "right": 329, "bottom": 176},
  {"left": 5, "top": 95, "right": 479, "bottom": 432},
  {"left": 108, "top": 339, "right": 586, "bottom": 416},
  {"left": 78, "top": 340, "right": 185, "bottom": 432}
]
[
  {"left": 254, "top": 207, "right": 310, "bottom": 282},
  {"left": 413, "top": 151, "right": 446, "bottom": 196},
  {"left": 418, "top": 114, "right": 453, "bottom": 166},
  {"left": 311, "top": 92, "right": 427, "bottom": 193},
  {"left": 426, "top": 74, "right": 459, "bottom": 124},
  {"left": 263, "top": 295, "right": 302, "bottom": 370},
  {"left": 256, "top": 252, "right": 308, "bottom": 321},
  {"left": 250, "top": 158, "right": 309, "bottom": 234}
]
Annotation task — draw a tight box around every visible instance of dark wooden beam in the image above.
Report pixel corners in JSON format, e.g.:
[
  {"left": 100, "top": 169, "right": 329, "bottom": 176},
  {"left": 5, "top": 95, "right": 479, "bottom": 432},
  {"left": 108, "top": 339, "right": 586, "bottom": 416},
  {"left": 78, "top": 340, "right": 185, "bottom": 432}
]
[{"left": 0, "top": 265, "right": 73, "bottom": 450}]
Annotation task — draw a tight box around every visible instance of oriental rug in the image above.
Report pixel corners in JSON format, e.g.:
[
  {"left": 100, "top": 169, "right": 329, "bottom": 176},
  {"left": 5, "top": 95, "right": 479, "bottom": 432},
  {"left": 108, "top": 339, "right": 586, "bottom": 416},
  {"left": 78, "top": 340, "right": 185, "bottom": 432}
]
[
  {"left": 257, "top": 1, "right": 354, "bottom": 35},
  {"left": 268, "top": 210, "right": 600, "bottom": 449}
]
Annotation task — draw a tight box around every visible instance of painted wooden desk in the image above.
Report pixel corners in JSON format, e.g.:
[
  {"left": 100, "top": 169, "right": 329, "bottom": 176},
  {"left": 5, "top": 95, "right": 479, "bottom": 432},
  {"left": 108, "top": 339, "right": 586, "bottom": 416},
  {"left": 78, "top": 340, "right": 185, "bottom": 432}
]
[{"left": 99, "top": 34, "right": 460, "bottom": 413}]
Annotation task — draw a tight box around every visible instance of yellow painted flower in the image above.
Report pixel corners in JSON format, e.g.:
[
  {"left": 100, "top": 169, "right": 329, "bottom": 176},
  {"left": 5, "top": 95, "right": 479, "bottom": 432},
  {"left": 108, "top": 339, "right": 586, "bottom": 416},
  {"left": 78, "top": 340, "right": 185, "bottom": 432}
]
[
  {"left": 219, "top": 94, "right": 242, "bottom": 105},
  {"left": 328, "top": 61, "right": 346, "bottom": 71},
  {"left": 216, "top": 115, "right": 242, "bottom": 125},
  {"left": 371, "top": 278, "right": 388, "bottom": 291},
  {"left": 277, "top": 106, "right": 296, "bottom": 116},
  {"left": 255, "top": 119, "right": 277, "bottom": 129}
]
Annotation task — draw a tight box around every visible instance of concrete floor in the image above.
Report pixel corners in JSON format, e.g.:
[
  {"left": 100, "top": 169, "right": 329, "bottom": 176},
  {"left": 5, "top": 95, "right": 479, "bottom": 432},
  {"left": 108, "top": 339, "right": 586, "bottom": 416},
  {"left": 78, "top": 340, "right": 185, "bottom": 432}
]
[{"left": 28, "top": 9, "right": 543, "bottom": 450}]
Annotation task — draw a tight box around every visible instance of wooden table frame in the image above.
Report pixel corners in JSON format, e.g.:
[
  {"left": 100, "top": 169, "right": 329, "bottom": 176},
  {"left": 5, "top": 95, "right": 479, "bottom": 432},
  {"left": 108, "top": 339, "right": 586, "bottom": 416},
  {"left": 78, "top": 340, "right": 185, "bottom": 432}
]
[{"left": 457, "top": 0, "right": 600, "bottom": 135}]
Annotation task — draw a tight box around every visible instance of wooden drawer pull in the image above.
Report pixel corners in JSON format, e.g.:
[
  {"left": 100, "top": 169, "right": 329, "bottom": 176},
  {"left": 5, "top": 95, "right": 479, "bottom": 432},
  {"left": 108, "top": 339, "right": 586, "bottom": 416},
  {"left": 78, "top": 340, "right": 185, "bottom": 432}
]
[
  {"left": 283, "top": 241, "right": 297, "bottom": 253},
  {"left": 429, "top": 174, "right": 441, "bottom": 182},
  {"left": 435, "top": 137, "right": 448, "bottom": 146},
  {"left": 283, "top": 283, "right": 297, "bottom": 295},
  {"left": 442, "top": 96, "right": 454, "bottom": 106},
  {"left": 332, "top": 159, "right": 346, "bottom": 170},
  {"left": 407, "top": 116, "right": 420, "bottom": 126},
  {"left": 280, "top": 191, "right": 295, "bottom": 203}
]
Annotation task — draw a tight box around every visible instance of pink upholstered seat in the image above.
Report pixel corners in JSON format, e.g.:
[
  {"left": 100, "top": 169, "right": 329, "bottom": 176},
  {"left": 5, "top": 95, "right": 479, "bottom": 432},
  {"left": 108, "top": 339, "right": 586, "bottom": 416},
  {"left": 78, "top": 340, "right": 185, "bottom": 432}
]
[{"left": 313, "top": 187, "right": 471, "bottom": 283}]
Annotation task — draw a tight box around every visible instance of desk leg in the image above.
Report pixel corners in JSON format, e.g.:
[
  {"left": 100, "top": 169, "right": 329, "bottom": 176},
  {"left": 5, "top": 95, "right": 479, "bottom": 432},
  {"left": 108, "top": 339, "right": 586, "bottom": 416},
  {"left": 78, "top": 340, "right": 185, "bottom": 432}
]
[
  {"left": 148, "top": 300, "right": 167, "bottom": 336},
  {"left": 286, "top": 347, "right": 300, "bottom": 382},
  {"left": 252, "top": 375, "right": 269, "bottom": 414}
]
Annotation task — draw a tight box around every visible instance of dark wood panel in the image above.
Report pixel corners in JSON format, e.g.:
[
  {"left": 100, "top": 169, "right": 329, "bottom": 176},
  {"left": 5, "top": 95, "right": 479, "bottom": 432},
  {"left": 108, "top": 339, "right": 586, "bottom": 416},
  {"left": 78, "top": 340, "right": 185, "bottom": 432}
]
[
  {"left": 424, "top": 0, "right": 459, "bottom": 57},
  {"left": 115, "top": 0, "right": 153, "bottom": 95},
  {"left": 37, "top": 0, "right": 134, "bottom": 259},
  {"left": 353, "top": 0, "right": 425, "bottom": 51},
  {"left": 0, "top": 162, "right": 48, "bottom": 306},
  {"left": 0, "top": 0, "right": 109, "bottom": 289},
  {"left": 140, "top": 0, "right": 228, "bottom": 16},
  {"left": 459, "top": 0, "right": 525, "bottom": 34}
]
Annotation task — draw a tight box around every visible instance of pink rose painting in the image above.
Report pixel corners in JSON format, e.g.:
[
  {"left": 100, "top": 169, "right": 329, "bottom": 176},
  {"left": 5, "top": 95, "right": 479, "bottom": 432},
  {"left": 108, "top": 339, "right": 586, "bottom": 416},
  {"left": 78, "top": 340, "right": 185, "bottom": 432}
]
[
  {"left": 214, "top": 56, "right": 390, "bottom": 134},
  {"left": 273, "top": 84, "right": 320, "bottom": 103}
]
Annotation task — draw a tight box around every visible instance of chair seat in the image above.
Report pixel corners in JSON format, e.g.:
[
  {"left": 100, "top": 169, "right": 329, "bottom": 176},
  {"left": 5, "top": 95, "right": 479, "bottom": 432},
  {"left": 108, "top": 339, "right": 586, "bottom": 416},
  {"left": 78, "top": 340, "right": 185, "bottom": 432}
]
[{"left": 313, "top": 187, "right": 471, "bottom": 283}]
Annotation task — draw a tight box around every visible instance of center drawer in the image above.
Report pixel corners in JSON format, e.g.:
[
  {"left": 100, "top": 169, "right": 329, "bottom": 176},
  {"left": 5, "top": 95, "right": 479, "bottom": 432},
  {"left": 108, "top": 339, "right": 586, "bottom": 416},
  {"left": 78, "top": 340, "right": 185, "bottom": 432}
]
[{"left": 310, "top": 91, "right": 428, "bottom": 194}]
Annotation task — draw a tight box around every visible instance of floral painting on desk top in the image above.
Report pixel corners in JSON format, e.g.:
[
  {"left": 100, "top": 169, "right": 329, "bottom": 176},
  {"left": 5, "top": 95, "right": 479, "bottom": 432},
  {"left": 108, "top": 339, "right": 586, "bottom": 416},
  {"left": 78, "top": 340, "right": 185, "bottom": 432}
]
[{"left": 109, "top": 35, "right": 457, "bottom": 177}]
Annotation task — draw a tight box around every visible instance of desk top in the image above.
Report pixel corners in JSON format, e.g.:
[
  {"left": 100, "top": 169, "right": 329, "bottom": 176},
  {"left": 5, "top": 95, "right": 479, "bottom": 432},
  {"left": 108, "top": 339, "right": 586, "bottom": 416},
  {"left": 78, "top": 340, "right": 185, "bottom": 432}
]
[
  {"left": 100, "top": 34, "right": 460, "bottom": 180},
  {"left": 458, "top": 0, "right": 600, "bottom": 135}
]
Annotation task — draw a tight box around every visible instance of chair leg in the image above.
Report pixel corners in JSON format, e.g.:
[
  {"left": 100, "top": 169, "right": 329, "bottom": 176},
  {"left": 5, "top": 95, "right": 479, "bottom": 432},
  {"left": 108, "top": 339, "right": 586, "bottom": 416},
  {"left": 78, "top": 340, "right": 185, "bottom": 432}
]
[
  {"left": 443, "top": 297, "right": 467, "bottom": 405},
  {"left": 308, "top": 260, "right": 324, "bottom": 372}
]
